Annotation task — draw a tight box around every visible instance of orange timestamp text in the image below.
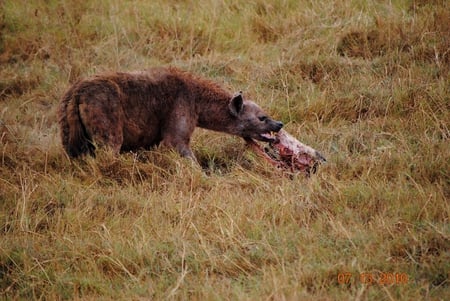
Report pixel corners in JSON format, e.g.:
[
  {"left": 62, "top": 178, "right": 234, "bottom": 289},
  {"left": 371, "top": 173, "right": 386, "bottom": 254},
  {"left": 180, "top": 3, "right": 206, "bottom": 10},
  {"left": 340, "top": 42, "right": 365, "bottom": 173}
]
[{"left": 337, "top": 272, "right": 409, "bottom": 285}]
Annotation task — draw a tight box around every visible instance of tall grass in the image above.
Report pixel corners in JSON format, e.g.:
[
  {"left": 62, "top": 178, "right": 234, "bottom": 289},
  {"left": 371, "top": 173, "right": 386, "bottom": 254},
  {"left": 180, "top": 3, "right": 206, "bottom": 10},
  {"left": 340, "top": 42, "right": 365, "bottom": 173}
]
[{"left": 1, "top": 0, "right": 449, "bottom": 300}]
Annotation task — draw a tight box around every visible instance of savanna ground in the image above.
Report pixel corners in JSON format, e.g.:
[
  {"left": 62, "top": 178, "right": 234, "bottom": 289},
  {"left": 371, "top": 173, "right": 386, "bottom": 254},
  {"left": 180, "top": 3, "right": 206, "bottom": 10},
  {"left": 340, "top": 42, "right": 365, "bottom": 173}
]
[{"left": 0, "top": 0, "right": 449, "bottom": 300}]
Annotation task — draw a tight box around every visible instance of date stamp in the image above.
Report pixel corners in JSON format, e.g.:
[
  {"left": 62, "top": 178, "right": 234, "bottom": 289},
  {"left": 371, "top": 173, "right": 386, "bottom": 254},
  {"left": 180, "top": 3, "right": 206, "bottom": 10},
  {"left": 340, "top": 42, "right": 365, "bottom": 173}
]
[{"left": 337, "top": 272, "right": 409, "bottom": 285}]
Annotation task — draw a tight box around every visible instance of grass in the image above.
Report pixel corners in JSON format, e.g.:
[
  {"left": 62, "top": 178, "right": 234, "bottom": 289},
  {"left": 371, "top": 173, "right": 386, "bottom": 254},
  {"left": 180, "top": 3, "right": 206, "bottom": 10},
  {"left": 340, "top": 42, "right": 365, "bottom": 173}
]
[{"left": 1, "top": 0, "right": 449, "bottom": 300}]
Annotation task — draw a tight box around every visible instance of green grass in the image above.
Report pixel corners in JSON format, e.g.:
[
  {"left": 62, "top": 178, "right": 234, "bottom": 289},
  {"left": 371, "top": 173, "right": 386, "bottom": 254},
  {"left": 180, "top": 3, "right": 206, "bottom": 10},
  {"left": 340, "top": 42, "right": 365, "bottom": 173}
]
[{"left": 1, "top": 0, "right": 449, "bottom": 300}]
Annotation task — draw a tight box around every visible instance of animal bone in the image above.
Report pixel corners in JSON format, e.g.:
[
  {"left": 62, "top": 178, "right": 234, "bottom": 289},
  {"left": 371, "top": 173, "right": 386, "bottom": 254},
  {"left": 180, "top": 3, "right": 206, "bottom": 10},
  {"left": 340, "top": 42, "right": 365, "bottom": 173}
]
[{"left": 247, "top": 129, "right": 326, "bottom": 176}]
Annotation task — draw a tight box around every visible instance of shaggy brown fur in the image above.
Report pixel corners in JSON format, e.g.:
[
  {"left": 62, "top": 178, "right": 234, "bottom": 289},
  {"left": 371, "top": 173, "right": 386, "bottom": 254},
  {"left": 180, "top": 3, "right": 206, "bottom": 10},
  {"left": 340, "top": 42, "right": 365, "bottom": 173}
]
[{"left": 58, "top": 67, "right": 283, "bottom": 161}]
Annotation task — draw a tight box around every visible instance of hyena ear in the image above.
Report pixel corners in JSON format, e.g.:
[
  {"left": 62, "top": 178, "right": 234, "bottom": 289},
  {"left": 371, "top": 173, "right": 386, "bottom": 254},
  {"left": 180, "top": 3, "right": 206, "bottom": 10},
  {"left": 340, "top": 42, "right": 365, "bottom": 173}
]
[{"left": 229, "top": 92, "right": 244, "bottom": 117}]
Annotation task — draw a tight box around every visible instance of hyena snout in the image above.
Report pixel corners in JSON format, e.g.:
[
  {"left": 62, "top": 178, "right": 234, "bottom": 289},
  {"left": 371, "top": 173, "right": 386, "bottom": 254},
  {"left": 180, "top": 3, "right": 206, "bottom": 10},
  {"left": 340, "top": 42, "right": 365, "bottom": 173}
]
[{"left": 270, "top": 120, "right": 284, "bottom": 132}]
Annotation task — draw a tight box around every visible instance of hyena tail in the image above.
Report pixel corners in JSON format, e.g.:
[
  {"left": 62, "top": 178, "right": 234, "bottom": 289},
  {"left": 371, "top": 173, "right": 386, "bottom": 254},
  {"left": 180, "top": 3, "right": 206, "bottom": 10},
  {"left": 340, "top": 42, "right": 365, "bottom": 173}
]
[{"left": 58, "top": 88, "right": 94, "bottom": 157}]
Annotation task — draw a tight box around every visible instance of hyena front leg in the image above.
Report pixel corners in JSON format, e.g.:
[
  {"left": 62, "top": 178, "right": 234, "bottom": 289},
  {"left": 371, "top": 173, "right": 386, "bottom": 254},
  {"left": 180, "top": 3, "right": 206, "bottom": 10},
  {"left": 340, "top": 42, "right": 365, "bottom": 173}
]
[{"left": 161, "top": 112, "right": 198, "bottom": 163}]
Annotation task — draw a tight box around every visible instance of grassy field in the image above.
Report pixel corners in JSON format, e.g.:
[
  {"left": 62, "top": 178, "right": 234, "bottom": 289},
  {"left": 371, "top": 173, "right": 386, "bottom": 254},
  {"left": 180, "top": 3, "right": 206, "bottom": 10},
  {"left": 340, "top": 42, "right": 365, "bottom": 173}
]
[{"left": 1, "top": 0, "right": 449, "bottom": 300}]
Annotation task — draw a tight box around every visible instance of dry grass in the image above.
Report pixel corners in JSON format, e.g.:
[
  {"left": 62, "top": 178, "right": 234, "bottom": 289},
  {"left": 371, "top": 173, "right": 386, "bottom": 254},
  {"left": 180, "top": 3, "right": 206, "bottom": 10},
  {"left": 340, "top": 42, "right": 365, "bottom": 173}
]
[{"left": 1, "top": 0, "right": 449, "bottom": 300}]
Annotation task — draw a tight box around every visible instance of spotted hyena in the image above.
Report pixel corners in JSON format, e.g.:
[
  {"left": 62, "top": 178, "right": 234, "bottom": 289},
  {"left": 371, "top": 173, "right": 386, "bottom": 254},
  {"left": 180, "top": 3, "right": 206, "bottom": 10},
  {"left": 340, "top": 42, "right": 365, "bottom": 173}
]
[{"left": 58, "top": 67, "right": 283, "bottom": 162}]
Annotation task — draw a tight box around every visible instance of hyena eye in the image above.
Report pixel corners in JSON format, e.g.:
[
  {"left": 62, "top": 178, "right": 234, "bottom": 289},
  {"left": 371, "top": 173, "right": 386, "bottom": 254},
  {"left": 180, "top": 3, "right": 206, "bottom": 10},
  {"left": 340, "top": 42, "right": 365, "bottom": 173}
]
[{"left": 258, "top": 116, "right": 268, "bottom": 121}]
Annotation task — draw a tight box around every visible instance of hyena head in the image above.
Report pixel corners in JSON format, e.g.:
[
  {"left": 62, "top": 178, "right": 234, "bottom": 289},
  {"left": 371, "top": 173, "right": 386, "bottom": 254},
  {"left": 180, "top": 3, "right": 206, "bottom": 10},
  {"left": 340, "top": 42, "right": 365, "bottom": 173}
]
[{"left": 228, "top": 92, "right": 283, "bottom": 142}]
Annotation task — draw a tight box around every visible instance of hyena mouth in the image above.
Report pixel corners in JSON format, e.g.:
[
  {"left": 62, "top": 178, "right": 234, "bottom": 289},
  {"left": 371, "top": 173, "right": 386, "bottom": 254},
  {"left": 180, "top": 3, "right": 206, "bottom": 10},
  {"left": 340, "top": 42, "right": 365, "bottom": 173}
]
[{"left": 259, "top": 131, "right": 278, "bottom": 142}]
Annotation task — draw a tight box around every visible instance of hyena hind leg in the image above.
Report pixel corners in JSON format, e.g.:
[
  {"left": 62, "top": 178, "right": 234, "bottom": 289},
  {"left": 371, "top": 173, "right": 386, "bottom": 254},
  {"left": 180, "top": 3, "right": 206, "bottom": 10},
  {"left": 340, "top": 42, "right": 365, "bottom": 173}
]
[{"left": 78, "top": 102, "right": 124, "bottom": 155}]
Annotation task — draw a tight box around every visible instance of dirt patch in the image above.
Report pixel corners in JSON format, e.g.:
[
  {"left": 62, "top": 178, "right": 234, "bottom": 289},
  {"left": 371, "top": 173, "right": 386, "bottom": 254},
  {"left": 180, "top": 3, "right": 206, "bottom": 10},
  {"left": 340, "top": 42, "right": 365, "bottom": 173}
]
[
  {"left": 337, "top": 29, "right": 387, "bottom": 59},
  {"left": 338, "top": 10, "right": 449, "bottom": 65},
  {"left": 0, "top": 77, "right": 40, "bottom": 100}
]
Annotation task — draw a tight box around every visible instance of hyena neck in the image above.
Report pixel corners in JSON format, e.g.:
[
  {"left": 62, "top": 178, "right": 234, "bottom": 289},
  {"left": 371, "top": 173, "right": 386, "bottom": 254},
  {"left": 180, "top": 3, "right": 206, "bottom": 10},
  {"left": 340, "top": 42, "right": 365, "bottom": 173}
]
[
  {"left": 171, "top": 68, "right": 238, "bottom": 135},
  {"left": 194, "top": 85, "right": 236, "bottom": 135}
]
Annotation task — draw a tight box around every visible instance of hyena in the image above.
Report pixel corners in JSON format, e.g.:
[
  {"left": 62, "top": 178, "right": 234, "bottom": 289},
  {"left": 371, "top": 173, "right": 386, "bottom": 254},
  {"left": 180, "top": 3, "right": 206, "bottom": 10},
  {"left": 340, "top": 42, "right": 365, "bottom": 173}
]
[{"left": 58, "top": 67, "right": 283, "bottom": 162}]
